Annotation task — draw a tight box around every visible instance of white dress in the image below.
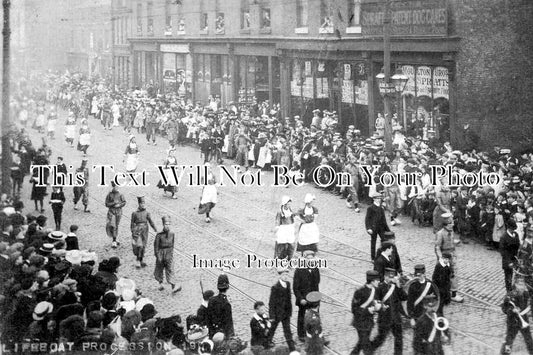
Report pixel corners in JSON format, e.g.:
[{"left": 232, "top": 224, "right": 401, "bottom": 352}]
[
  {"left": 200, "top": 185, "right": 218, "bottom": 204},
  {"left": 298, "top": 206, "right": 320, "bottom": 246}
]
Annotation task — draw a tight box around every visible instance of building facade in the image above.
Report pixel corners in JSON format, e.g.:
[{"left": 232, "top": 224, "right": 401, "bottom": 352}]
[{"left": 116, "top": 0, "right": 532, "bottom": 149}]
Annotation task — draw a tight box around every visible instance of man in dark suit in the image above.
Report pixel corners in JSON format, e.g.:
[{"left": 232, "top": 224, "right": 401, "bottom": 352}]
[
  {"left": 351, "top": 270, "right": 381, "bottom": 355},
  {"left": 500, "top": 220, "right": 520, "bottom": 292},
  {"left": 365, "top": 192, "right": 391, "bottom": 260},
  {"left": 267, "top": 267, "right": 296, "bottom": 351},
  {"left": 293, "top": 250, "right": 320, "bottom": 342},
  {"left": 207, "top": 274, "right": 234, "bottom": 338},
  {"left": 250, "top": 301, "right": 272, "bottom": 350},
  {"left": 374, "top": 241, "right": 395, "bottom": 282}
]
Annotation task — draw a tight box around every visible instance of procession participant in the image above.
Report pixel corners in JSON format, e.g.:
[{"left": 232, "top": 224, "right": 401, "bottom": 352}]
[
  {"left": 77, "top": 119, "right": 91, "bottom": 156},
  {"left": 370, "top": 268, "right": 407, "bottom": 355},
  {"left": 46, "top": 106, "right": 58, "bottom": 140},
  {"left": 250, "top": 301, "right": 272, "bottom": 350},
  {"left": 432, "top": 253, "right": 452, "bottom": 317},
  {"left": 130, "top": 196, "right": 157, "bottom": 268},
  {"left": 35, "top": 102, "right": 46, "bottom": 133},
  {"left": 153, "top": 216, "right": 182, "bottom": 293},
  {"left": 501, "top": 275, "right": 533, "bottom": 354},
  {"left": 407, "top": 265, "right": 437, "bottom": 325},
  {"left": 30, "top": 151, "right": 49, "bottom": 213},
  {"left": 304, "top": 291, "right": 325, "bottom": 355},
  {"left": 434, "top": 213, "right": 463, "bottom": 302},
  {"left": 274, "top": 196, "right": 295, "bottom": 260},
  {"left": 296, "top": 193, "right": 320, "bottom": 254},
  {"left": 433, "top": 176, "right": 453, "bottom": 233},
  {"left": 293, "top": 250, "right": 320, "bottom": 342},
  {"left": 234, "top": 128, "right": 252, "bottom": 170},
  {"left": 365, "top": 192, "right": 391, "bottom": 261},
  {"left": 145, "top": 103, "right": 157, "bottom": 145},
  {"left": 350, "top": 270, "right": 381, "bottom": 355},
  {"left": 207, "top": 274, "right": 234, "bottom": 338},
  {"left": 375, "top": 231, "right": 403, "bottom": 275},
  {"left": 124, "top": 135, "right": 140, "bottom": 173},
  {"left": 73, "top": 159, "right": 90, "bottom": 213},
  {"left": 412, "top": 294, "right": 445, "bottom": 355},
  {"left": 374, "top": 241, "right": 395, "bottom": 282},
  {"left": 501, "top": 219, "right": 520, "bottom": 292},
  {"left": 199, "top": 176, "right": 217, "bottom": 223},
  {"left": 105, "top": 181, "right": 127, "bottom": 248},
  {"left": 212, "top": 123, "right": 225, "bottom": 164},
  {"left": 157, "top": 148, "right": 179, "bottom": 199},
  {"left": 50, "top": 186, "right": 66, "bottom": 231},
  {"left": 267, "top": 267, "right": 296, "bottom": 352},
  {"left": 64, "top": 111, "right": 76, "bottom": 147}
]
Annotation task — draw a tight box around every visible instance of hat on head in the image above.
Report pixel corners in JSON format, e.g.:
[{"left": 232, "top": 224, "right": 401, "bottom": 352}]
[
  {"left": 302, "top": 250, "right": 315, "bottom": 258},
  {"left": 442, "top": 252, "right": 452, "bottom": 259},
  {"left": 55, "top": 260, "right": 72, "bottom": 273},
  {"left": 423, "top": 294, "right": 438, "bottom": 306},
  {"left": 33, "top": 301, "right": 54, "bottom": 321},
  {"left": 48, "top": 230, "right": 66, "bottom": 242},
  {"left": 366, "top": 270, "right": 380, "bottom": 282},
  {"left": 281, "top": 195, "right": 291, "bottom": 205},
  {"left": 62, "top": 278, "right": 77, "bottom": 287},
  {"left": 306, "top": 291, "right": 322, "bottom": 304},
  {"left": 137, "top": 196, "right": 145, "bottom": 204},
  {"left": 115, "top": 277, "right": 136, "bottom": 295},
  {"left": 370, "top": 192, "right": 383, "bottom": 199},
  {"left": 384, "top": 267, "right": 397, "bottom": 276},
  {"left": 135, "top": 297, "right": 154, "bottom": 313},
  {"left": 381, "top": 240, "right": 394, "bottom": 249},
  {"left": 414, "top": 264, "right": 426, "bottom": 274},
  {"left": 121, "top": 288, "right": 135, "bottom": 302},
  {"left": 39, "top": 243, "right": 54, "bottom": 254},
  {"left": 162, "top": 215, "right": 171, "bottom": 224},
  {"left": 382, "top": 231, "right": 395, "bottom": 241},
  {"left": 80, "top": 250, "right": 97, "bottom": 264},
  {"left": 217, "top": 274, "right": 230, "bottom": 290},
  {"left": 277, "top": 266, "right": 290, "bottom": 274},
  {"left": 441, "top": 212, "right": 453, "bottom": 219},
  {"left": 304, "top": 193, "right": 316, "bottom": 204}
]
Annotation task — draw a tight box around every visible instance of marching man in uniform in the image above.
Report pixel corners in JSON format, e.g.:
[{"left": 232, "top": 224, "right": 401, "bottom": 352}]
[
  {"left": 304, "top": 291, "right": 325, "bottom": 355},
  {"left": 434, "top": 212, "right": 464, "bottom": 302},
  {"left": 501, "top": 275, "right": 533, "bottom": 354},
  {"left": 105, "top": 181, "right": 126, "bottom": 248},
  {"left": 73, "top": 159, "right": 90, "bottom": 213},
  {"left": 407, "top": 265, "right": 437, "bottom": 326},
  {"left": 130, "top": 196, "right": 157, "bottom": 268},
  {"left": 350, "top": 270, "right": 381, "bottom": 355},
  {"left": 412, "top": 294, "right": 446, "bottom": 355},
  {"left": 153, "top": 215, "right": 182, "bottom": 293}
]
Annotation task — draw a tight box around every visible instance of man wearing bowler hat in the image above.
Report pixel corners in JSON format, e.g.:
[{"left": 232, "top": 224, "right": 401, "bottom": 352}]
[
  {"left": 350, "top": 270, "right": 381, "bottom": 355},
  {"left": 365, "top": 192, "right": 391, "bottom": 260},
  {"left": 105, "top": 181, "right": 126, "bottom": 248},
  {"left": 435, "top": 212, "right": 463, "bottom": 303},
  {"left": 207, "top": 274, "right": 234, "bottom": 338},
  {"left": 131, "top": 196, "right": 157, "bottom": 268},
  {"left": 154, "top": 216, "right": 181, "bottom": 293}
]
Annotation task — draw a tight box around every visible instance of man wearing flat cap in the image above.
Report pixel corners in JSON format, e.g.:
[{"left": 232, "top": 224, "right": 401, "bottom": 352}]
[
  {"left": 105, "top": 181, "right": 126, "bottom": 248},
  {"left": 434, "top": 213, "right": 463, "bottom": 302},
  {"left": 267, "top": 267, "right": 296, "bottom": 352},
  {"left": 154, "top": 216, "right": 181, "bottom": 293},
  {"left": 131, "top": 196, "right": 157, "bottom": 268},
  {"left": 293, "top": 250, "right": 320, "bottom": 342},
  {"left": 365, "top": 192, "right": 391, "bottom": 260},
  {"left": 207, "top": 274, "right": 234, "bottom": 338},
  {"left": 370, "top": 268, "right": 407, "bottom": 354},
  {"left": 407, "top": 265, "right": 437, "bottom": 324},
  {"left": 351, "top": 270, "right": 381, "bottom": 354}
]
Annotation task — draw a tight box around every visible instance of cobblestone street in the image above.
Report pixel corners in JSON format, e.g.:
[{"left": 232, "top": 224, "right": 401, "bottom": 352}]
[{"left": 21, "top": 114, "right": 530, "bottom": 355}]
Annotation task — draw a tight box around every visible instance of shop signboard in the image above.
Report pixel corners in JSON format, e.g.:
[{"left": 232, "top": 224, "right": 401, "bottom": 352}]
[
  {"left": 355, "top": 80, "right": 368, "bottom": 105},
  {"left": 416, "top": 66, "right": 432, "bottom": 97},
  {"left": 342, "top": 80, "right": 354, "bottom": 103},
  {"left": 361, "top": 0, "right": 447, "bottom": 36},
  {"left": 433, "top": 66, "right": 449, "bottom": 99},
  {"left": 401, "top": 65, "right": 416, "bottom": 96}
]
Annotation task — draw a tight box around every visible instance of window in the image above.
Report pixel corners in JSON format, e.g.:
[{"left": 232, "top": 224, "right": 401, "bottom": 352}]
[
  {"left": 215, "top": 13, "right": 225, "bottom": 34},
  {"left": 320, "top": 0, "right": 334, "bottom": 33},
  {"left": 201, "top": 13, "right": 208, "bottom": 31},
  {"left": 147, "top": 2, "right": 154, "bottom": 36},
  {"left": 165, "top": 16, "right": 172, "bottom": 36},
  {"left": 241, "top": 0, "right": 250, "bottom": 29},
  {"left": 348, "top": 0, "right": 362, "bottom": 27},
  {"left": 296, "top": 0, "right": 308, "bottom": 28},
  {"left": 177, "top": 18, "right": 185, "bottom": 34},
  {"left": 213, "top": 55, "right": 222, "bottom": 82},
  {"left": 136, "top": 3, "right": 142, "bottom": 35},
  {"left": 261, "top": 8, "right": 271, "bottom": 29}
]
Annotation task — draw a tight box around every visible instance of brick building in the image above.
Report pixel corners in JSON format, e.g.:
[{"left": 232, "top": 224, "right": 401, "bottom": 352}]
[{"left": 112, "top": 0, "right": 532, "bottom": 149}]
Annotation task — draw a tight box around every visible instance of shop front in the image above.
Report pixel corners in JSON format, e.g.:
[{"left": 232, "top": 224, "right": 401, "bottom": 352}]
[
  {"left": 160, "top": 43, "right": 193, "bottom": 101},
  {"left": 132, "top": 42, "right": 160, "bottom": 91},
  {"left": 192, "top": 43, "right": 232, "bottom": 106}
]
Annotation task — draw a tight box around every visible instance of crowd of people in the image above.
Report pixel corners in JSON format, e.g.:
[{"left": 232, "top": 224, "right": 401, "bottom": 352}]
[{"left": 2, "top": 69, "right": 533, "bottom": 354}]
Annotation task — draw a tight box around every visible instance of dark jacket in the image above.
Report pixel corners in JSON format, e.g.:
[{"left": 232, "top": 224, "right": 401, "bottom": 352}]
[
  {"left": 413, "top": 312, "right": 444, "bottom": 355},
  {"left": 206, "top": 293, "right": 234, "bottom": 338},
  {"left": 351, "top": 285, "right": 376, "bottom": 331},
  {"left": 250, "top": 314, "right": 270, "bottom": 347},
  {"left": 269, "top": 281, "right": 292, "bottom": 321},
  {"left": 293, "top": 268, "right": 320, "bottom": 307},
  {"left": 196, "top": 304, "right": 209, "bottom": 327},
  {"left": 373, "top": 254, "right": 395, "bottom": 282},
  {"left": 365, "top": 204, "right": 390, "bottom": 233},
  {"left": 375, "top": 282, "right": 407, "bottom": 325},
  {"left": 500, "top": 231, "right": 520, "bottom": 270},
  {"left": 432, "top": 262, "right": 451, "bottom": 305},
  {"left": 407, "top": 280, "right": 436, "bottom": 320}
]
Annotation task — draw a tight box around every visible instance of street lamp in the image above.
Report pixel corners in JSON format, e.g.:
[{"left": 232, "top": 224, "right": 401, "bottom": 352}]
[{"left": 376, "top": 67, "right": 408, "bottom": 152}]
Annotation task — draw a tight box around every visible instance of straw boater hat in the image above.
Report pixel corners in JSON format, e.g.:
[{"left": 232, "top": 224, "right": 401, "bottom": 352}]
[{"left": 33, "top": 301, "right": 54, "bottom": 321}]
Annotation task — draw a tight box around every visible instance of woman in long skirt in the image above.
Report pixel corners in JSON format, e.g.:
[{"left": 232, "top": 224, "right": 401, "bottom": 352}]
[
  {"left": 35, "top": 103, "right": 46, "bottom": 133},
  {"left": 199, "top": 176, "right": 217, "bottom": 223},
  {"left": 274, "top": 196, "right": 295, "bottom": 260},
  {"left": 157, "top": 148, "right": 179, "bottom": 199},
  {"left": 296, "top": 193, "right": 320, "bottom": 253},
  {"left": 64, "top": 111, "right": 77, "bottom": 147},
  {"left": 124, "top": 135, "right": 139, "bottom": 173},
  {"left": 78, "top": 119, "right": 92, "bottom": 156}
]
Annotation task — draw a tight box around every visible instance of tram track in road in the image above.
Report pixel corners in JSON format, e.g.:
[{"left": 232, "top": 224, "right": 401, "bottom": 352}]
[{"left": 39, "top": 111, "right": 501, "bottom": 353}]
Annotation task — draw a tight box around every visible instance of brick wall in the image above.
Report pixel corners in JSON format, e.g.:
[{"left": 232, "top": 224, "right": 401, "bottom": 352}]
[{"left": 453, "top": 0, "right": 533, "bottom": 150}]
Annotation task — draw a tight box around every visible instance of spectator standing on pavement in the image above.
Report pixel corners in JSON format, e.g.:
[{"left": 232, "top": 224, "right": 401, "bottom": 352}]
[
  {"left": 207, "top": 274, "right": 234, "bottom": 338},
  {"left": 130, "top": 196, "right": 157, "bottom": 268},
  {"left": 153, "top": 216, "right": 182, "bottom": 293},
  {"left": 500, "top": 276, "right": 533, "bottom": 355},
  {"left": 65, "top": 225, "right": 79, "bottom": 250},
  {"left": 105, "top": 182, "right": 126, "bottom": 248},
  {"left": 365, "top": 192, "right": 391, "bottom": 261},
  {"left": 49, "top": 186, "right": 65, "bottom": 231},
  {"left": 500, "top": 219, "right": 520, "bottom": 292},
  {"left": 293, "top": 250, "right": 320, "bottom": 342},
  {"left": 274, "top": 195, "right": 295, "bottom": 260},
  {"left": 350, "top": 270, "right": 381, "bottom": 355},
  {"left": 371, "top": 268, "right": 406, "bottom": 355},
  {"left": 434, "top": 213, "right": 463, "bottom": 303},
  {"left": 250, "top": 301, "right": 272, "bottom": 351},
  {"left": 267, "top": 267, "right": 296, "bottom": 352}
]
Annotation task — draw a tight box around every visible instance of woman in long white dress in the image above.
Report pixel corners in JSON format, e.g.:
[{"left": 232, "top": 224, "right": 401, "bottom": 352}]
[
  {"left": 64, "top": 111, "right": 77, "bottom": 147},
  {"left": 124, "top": 135, "right": 139, "bottom": 173},
  {"left": 274, "top": 195, "right": 295, "bottom": 260},
  {"left": 77, "top": 119, "right": 91, "bottom": 156},
  {"left": 296, "top": 193, "right": 320, "bottom": 254},
  {"left": 199, "top": 173, "right": 217, "bottom": 223}
]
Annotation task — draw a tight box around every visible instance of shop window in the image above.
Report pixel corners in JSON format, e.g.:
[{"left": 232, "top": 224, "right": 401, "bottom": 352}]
[
  {"left": 215, "top": 13, "right": 225, "bottom": 34},
  {"left": 136, "top": 3, "right": 142, "bottom": 35},
  {"left": 201, "top": 13, "right": 208, "bottom": 32},
  {"left": 319, "top": 0, "right": 334, "bottom": 34},
  {"left": 296, "top": 0, "right": 308, "bottom": 33},
  {"left": 347, "top": 0, "right": 362, "bottom": 34}
]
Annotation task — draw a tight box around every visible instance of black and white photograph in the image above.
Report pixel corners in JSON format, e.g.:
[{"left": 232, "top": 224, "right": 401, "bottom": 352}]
[{"left": 0, "top": 0, "right": 532, "bottom": 354}]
